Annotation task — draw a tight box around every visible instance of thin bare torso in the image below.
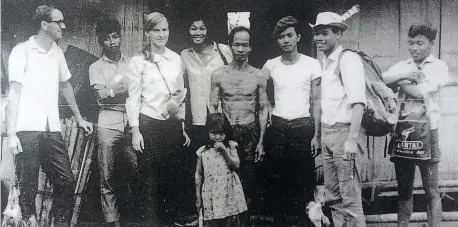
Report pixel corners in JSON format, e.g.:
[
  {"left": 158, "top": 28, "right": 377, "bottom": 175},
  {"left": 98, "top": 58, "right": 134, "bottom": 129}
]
[{"left": 218, "top": 65, "right": 261, "bottom": 125}]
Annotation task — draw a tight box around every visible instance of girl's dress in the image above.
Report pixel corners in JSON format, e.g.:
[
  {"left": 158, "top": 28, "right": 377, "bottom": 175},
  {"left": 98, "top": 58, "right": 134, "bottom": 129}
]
[{"left": 197, "top": 142, "right": 247, "bottom": 220}]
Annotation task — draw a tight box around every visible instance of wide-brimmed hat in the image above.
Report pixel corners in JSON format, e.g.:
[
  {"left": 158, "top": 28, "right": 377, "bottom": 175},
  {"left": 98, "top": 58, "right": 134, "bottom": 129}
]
[{"left": 309, "top": 12, "right": 348, "bottom": 31}]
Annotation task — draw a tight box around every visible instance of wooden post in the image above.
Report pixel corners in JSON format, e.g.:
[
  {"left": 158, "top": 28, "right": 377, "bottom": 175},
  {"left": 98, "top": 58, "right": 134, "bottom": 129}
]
[{"left": 70, "top": 131, "right": 96, "bottom": 227}]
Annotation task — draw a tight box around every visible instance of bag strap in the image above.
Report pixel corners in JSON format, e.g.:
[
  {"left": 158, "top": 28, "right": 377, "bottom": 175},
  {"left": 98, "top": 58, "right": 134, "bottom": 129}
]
[
  {"left": 154, "top": 62, "right": 173, "bottom": 97},
  {"left": 384, "top": 135, "right": 388, "bottom": 158},
  {"left": 216, "top": 44, "right": 228, "bottom": 65},
  {"left": 334, "top": 49, "right": 351, "bottom": 85}
]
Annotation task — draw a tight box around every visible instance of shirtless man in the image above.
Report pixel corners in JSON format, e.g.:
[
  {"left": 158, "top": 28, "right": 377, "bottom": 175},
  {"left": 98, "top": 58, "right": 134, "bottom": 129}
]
[{"left": 209, "top": 26, "right": 268, "bottom": 222}]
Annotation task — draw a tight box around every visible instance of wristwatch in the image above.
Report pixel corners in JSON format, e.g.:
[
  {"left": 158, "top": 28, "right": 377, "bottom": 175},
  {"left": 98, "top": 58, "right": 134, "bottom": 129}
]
[{"left": 109, "top": 89, "right": 115, "bottom": 97}]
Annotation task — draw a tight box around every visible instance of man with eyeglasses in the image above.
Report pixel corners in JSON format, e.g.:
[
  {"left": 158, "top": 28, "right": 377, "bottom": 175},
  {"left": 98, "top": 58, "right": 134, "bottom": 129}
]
[{"left": 7, "top": 5, "right": 93, "bottom": 227}]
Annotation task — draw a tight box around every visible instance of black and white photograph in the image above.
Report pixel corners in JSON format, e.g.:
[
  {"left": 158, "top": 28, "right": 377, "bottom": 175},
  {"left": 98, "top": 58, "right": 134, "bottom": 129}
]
[{"left": 1, "top": 0, "right": 458, "bottom": 226}]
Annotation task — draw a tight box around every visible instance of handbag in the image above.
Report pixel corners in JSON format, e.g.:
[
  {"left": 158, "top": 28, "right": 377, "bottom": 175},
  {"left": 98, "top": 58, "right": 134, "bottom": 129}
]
[{"left": 388, "top": 95, "right": 431, "bottom": 160}]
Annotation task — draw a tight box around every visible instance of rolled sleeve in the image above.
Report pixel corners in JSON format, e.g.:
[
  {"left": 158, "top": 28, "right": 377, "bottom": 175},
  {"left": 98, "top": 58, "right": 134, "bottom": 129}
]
[
  {"left": 125, "top": 56, "right": 143, "bottom": 127},
  {"left": 261, "top": 60, "right": 272, "bottom": 77},
  {"left": 382, "top": 62, "right": 405, "bottom": 79},
  {"left": 382, "top": 65, "right": 396, "bottom": 79},
  {"left": 58, "top": 51, "right": 72, "bottom": 82},
  {"left": 88, "top": 63, "right": 105, "bottom": 86},
  {"left": 8, "top": 44, "right": 27, "bottom": 84},
  {"left": 340, "top": 52, "right": 366, "bottom": 106},
  {"left": 311, "top": 59, "right": 322, "bottom": 80},
  {"left": 417, "top": 62, "right": 449, "bottom": 97}
]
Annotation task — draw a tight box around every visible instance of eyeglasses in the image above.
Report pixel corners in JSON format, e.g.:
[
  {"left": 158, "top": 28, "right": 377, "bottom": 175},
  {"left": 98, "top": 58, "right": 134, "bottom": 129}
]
[{"left": 48, "top": 20, "right": 65, "bottom": 26}]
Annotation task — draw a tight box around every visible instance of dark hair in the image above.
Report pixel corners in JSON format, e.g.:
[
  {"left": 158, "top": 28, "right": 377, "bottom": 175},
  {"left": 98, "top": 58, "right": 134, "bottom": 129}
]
[
  {"left": 206, "top": 113, "right": 234, "bottom": 148},
  {"left": 228, "top": 26, "right": 251, "bottom": 46},
  {"left": 95, "top": 19, "right": 122, "bottom": 45},
  {"left": 142, "top": 12, "right": 168, "bottom": 62},
  {"left": 408, "top": 21, "right": 437, "bottom": 41},
  {"left": 272, "top": 16, "right": 300, "bottom": 39},
  {"left": 187, "top": 15, "right": 216, "bottom": 44},
  {"left": 32, "top": 5, "right": 55, "bottom": 30}
]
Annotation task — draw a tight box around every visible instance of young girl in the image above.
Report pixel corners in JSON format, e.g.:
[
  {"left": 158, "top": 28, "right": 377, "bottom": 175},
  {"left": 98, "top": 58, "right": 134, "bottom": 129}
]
[{"left": 195, "top": 113, "right": 247, "bottom": 227}]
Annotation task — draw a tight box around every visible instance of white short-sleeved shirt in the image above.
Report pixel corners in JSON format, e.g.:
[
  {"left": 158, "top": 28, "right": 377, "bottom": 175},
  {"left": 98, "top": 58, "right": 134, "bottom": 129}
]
[
  {"left": 8, "top": 36, "right": 72, "bottom": 132},
  {"left": 320, "top": 46, "right": 366, "bottom": 125},
  {"left": 383, "top": 55, "right": 448, "bottom": 130},
  {"left": 262, "top": 54, "right": 321, "bottom": 120}
]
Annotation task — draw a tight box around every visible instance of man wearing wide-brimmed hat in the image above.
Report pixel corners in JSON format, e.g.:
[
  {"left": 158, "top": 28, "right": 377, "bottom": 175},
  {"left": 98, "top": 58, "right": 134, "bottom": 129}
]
[{"left": 310, "top": 11, "right": 367, "bottom": 227}]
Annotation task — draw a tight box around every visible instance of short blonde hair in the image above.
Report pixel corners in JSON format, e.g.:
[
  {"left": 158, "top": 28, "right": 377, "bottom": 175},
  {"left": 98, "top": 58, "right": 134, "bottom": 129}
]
[
  {"left": 142, "top": 12, "right": 168, "bottom": 62},
  {"left": 144, "top": 12, "right": 167, "bottom": 32}
]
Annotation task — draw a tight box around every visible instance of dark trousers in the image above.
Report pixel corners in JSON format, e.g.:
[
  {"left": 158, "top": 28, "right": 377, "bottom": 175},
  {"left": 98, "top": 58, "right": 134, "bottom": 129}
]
[
  {"left": 137, "top": 114, "right": 186, "bottom": 223},
  {"left": 231, "top": 122, "right": 259, "bottom": 210},
  {"left": 231, "top": 122, "right": 259, "bottom": 226},
  {"left": 394, "top": 130, "right": 442, "bottom": 227},
  {"left": 16, "top": 131, "right": 76, "bottom": 224},
  {"left": 267, "top": 115, "right": 316, "bottom": 220}
]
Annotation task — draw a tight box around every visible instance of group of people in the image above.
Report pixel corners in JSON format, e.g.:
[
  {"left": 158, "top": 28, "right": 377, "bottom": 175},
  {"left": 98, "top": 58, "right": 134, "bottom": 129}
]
[{"left": 5, "top": 4, "right": 448, "bottom": 227}]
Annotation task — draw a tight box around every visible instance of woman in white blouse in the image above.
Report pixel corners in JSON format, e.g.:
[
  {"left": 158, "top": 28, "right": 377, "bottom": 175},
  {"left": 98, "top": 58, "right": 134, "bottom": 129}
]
[{"left": 125, "top": 12, "right": 190, "bottom": 225}]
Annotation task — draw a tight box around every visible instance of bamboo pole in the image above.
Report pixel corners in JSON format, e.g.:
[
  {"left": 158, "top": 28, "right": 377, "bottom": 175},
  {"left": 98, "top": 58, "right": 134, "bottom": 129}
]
[
  {"left": 70, "top": 130, "right": 96, "bottom": 227},
  {"left": 366, "top": 212, "right": 458, "bottom": 223},
  {"left": 37, "top": 172, "right": 53, "bottom": 227},
  {"left": 378, "top": 186, "right": 458, "bottom": 197},
  {"left": 361, "top": 180, "right": 458, "bottom": 190}
]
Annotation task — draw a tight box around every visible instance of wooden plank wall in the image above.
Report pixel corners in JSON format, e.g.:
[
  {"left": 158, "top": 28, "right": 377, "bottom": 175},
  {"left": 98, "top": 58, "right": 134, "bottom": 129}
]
[
  {"left": 1, "top": 0, "right": 149, "bottom": 62},
  {"left": 2, "top": 0, "right": 457, "bottom": 187},
  {"left": 441, "top": 0, "right": 458, "bottom": 80},
  {"left": 439, "top": 0, "right": 458, "bottom": 179},
  {"left": 316, "top": 0, "right": 458, "bottom": 185}
]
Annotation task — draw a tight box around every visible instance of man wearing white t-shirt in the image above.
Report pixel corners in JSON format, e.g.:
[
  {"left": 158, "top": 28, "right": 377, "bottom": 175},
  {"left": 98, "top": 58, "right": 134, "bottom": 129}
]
[{"left": 262, "top": 16, "right": 321, "bottom": 225}]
